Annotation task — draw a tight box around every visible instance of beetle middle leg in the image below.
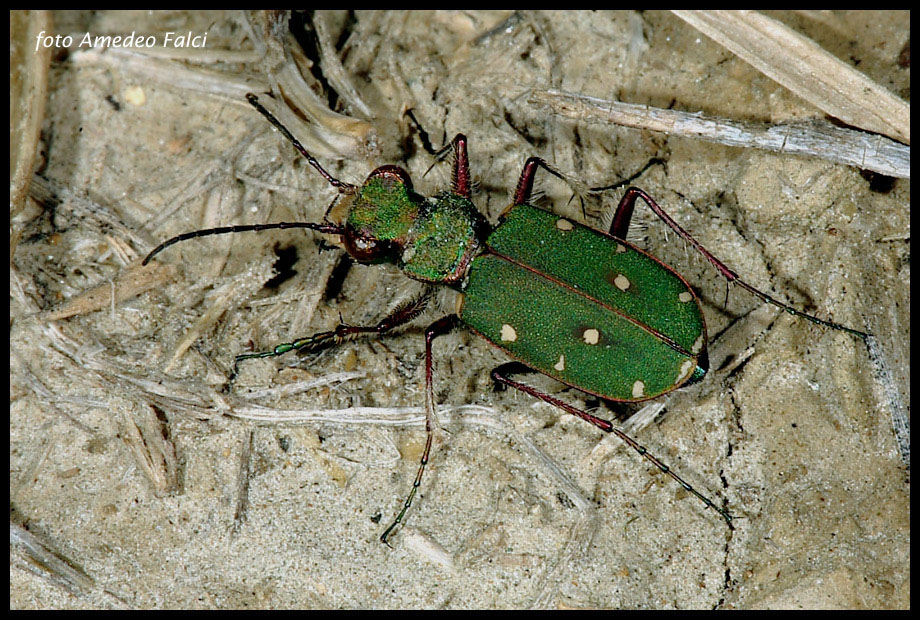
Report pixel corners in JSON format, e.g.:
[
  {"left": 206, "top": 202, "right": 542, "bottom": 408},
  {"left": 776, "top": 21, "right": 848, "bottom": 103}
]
[
  {"left": 510, "top": 157, "right": 568, "bottom": 208},
  {"left": 380, "top": 313, "right": 461, "bottom": 545},
  {"left": 490, "top": 363, "right": 734, "bottom": 527}
]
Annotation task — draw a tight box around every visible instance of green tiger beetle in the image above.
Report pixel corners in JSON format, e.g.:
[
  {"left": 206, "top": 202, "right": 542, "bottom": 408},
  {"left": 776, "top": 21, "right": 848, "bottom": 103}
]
[{"left": 143, "top": 93, "right": 869, "bottom": 545}]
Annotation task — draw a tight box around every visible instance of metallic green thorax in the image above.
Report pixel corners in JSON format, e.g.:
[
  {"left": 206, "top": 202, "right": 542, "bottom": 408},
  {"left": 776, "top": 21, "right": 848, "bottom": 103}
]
[
  {"left": 459, "top": 204, "right": 706, "bottom": 402},
  {"left": 347, "top": 175, "right": 487, "bottom": 283},
  {"left": 401, "top": 192, "right": 487, "bottom": 283}
]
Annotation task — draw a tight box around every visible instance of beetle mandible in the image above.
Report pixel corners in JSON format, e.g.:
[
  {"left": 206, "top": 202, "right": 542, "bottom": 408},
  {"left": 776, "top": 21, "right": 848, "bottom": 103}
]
[{"left": 143, "top": 93, "right": 869, "bottom": 544}]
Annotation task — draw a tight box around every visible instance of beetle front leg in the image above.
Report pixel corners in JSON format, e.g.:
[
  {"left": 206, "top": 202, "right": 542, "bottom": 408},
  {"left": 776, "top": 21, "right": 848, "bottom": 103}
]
[
  {"left": 490, "top": 363, "right": 734, "bottom": 527},
  {"left": 233, "top": 291, "right": 432, "bottom": 373},
  {"left": 450, "top": 134, "right": 471, "bottom": 199},
  {"left": 423, "top": 133, "right": 472, "bottom": 199},
  {"left": 380, "top": 313, "right": 461, "bottom": 545}
]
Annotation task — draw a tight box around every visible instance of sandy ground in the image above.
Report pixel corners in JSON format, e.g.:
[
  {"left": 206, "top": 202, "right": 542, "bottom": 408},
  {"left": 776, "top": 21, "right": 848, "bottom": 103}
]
[{"left": 10, "top": 10, "right": 909, "bottom": 609}]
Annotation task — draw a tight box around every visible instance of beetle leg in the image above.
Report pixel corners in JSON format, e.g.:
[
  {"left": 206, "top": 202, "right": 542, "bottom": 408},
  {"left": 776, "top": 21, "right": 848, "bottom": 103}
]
[
  {"left": 450, "top": 134, "right": 472, "bottom": 199},
  {"left": 609, "top": 187, "right": 869, "bottom": 340},
  {"left": 491, "top": 364, "right": 734, "bottom": 527},
  {"left": 422, "top": 134, "right": 472, "bottom": 199},
  {"left": 233, "top": 291, "right": 432, "bottom": 373},
  {"left": 511, "top": 157, "right": 568, "bottom": 207},
  {"left": 381, "top": 313, "right": 461, "bottom": 545},
  {"left": 490, "top": 361, "right": 535, "bottom": 392}
]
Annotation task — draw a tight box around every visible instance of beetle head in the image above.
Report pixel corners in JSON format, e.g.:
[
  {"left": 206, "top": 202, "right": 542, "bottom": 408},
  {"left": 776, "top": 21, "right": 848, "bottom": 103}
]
[{"left": 326, "top": 165, "right": 422, "bottom": 265}]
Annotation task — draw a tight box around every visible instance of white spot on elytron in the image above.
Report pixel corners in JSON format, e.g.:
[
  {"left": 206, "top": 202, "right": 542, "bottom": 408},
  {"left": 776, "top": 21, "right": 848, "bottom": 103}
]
[
  {"left": 555, "top": 218, "right": 574, "bottom": 231},
  {"left": 500, "top": 324, "right": 517, "bottom": 342},
  {"left": 678, "top": 359, "right": 693, "bottom": 382},
  {"left": 582, "top": 328, "right": 600, "bottom": 345},
  {"left": 616, "top": 244, "right": 627, "bottom": 254},
  {"left": 679, "top": 291, "right": 693, "bottom": 303},
  {"left": 554, "top": 355, "right": 566, "bottom": 372},
  {"left": 614, "top": 274, "right": 630, "bottom": 291},
  {"left": 692, "top": 334, "right": 705, "bottom": 354},
  {"left": 632, "top": 380, "right": 645, "bottom": 398}
]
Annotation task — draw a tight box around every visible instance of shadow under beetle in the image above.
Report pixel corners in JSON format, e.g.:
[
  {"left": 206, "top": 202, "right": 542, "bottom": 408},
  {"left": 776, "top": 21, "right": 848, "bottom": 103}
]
[{"left": 144, "top": 93, "right": 869, "bottom": 544}]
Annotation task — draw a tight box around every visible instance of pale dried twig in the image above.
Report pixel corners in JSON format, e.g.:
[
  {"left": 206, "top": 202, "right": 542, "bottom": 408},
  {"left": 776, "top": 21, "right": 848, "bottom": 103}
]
[
  {"left": 41, "top": 260, "right": 177, "bottom": 322},
  {"left": 233, "top": 430, "right": 255, "bottom": 532},
  {"left": 10, "top": 10, "right": 52, "bottom": 218},
  {"left": 527, "top": 89, "right": 909, "bottom": 179},
  {"left": 162, "top": 255, "right": 275, "bottom": 373},
  {"left": 312, "top": 12, "right": 374, "bottom": 119},
  {"left": 69, "top": 47, "right": 268, "bottom": 102},
  {"left": 118, "top": 405, "right": 180, "bottom": 497},
  {"left": 673, "top": 10, "right": 910, "bottom": 145},
  {"left": 10, "top": 522, "right": 94, "bottom": 593}
]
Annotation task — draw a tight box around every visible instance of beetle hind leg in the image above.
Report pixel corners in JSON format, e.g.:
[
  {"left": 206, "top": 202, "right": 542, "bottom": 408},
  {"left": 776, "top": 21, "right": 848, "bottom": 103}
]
[
  {"left": 490, "top": 361, "right": 535, "bottom": 392},
  {"left": 606, "top": 187, "right": 869, "bottom": 340},
  {"left": 491, "top": 364, "right": 734, "bottom": 528}
]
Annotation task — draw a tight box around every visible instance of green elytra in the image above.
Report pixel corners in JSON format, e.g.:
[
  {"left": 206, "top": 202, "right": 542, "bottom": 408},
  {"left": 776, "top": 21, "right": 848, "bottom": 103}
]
[
  {"left": 462, "top": 204, "right": 707, "bottom": 402},
  {"left": 143, "top": 93, "right": 869, "bottom": 544}
]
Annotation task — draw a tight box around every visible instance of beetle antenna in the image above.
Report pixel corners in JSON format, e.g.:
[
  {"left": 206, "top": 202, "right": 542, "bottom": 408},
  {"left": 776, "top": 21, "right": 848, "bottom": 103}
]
[
  {"left": 142, "top": 221, "right": 344, "bottom": 265},
  {"left": 246, "top": 93, "right": 355, "bottom": 193}
]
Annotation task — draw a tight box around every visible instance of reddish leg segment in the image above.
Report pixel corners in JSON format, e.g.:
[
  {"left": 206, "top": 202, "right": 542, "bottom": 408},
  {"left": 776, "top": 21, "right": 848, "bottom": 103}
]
[
  {"left": 450, "top": 134, "right": 472, "bottom": 199},
  {"left": 490, "top": 362, "right": 733, "bottom": 526},
  {"left": 423, "top": 134, "right": 472, "bottom": 199},
  {"left": 511, "top": 157, "right": 568, "bottom": 207},
  {"left": 380, "top": 314, "right": 462, "bottom": 545},
  {"left": 610, "top": 188, "right": 869, "bottom": 339}
]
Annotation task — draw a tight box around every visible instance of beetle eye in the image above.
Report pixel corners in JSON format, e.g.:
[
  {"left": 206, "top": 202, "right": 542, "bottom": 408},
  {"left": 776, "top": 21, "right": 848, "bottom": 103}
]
[{"left": 342, "top": 230, "right": 394, "bottom": 264}]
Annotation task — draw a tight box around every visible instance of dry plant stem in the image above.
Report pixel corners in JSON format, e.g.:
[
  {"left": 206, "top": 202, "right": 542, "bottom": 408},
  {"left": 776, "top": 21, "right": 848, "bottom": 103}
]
[
  {"left": 10, "top": 522, "right": 94, "bottom": 594},
  {"left": 10, "top": 522, "right": 131, "bottom": 608},
  {"left": 270, "top": 60, "right": 377, "bottom": 160},
  {"left": 233, "top": 430, "right": 255, "bottom": 531},
  {"left": 162, "top": 255, "right": 275, "bottom": 372},
  {"left": 118, "top": 406, "right": 180, "bottom": 497},
  {"left": 312, "top": 11, "right": 374, "bottom": 119},
  {"left": 249, "top": 10, "right": 377, "bottom": 161},
  {"left": 41, "top": 260, "right": 177, "bottom": 321},
  {"left": 673, "top": 10, "right": 910, "bottom": 145},
  {"left": 117, "top": 45, "right": 263, "bottom": 65},
  {"left": 528, "top": 89, "right": 909, "bottom": 179},
  {"left": 69, "top": 47, "right": 268, "bottom": 101},
  {"left": 10, "top": 10, "right": 52, "bottom": 218}
]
